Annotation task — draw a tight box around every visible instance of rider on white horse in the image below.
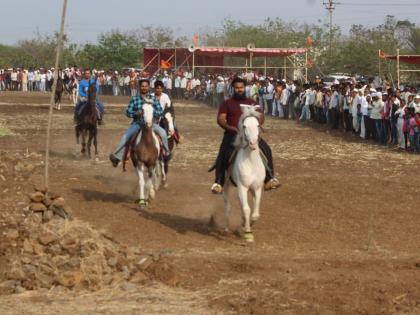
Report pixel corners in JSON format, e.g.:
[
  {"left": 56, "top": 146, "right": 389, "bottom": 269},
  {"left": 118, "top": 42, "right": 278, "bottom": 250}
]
[
  {"left": 109, "top": 79, "right": 170, "bottom": 167},
  {"left": 211, "top": 77, "right": 280, "bottom": 194}
]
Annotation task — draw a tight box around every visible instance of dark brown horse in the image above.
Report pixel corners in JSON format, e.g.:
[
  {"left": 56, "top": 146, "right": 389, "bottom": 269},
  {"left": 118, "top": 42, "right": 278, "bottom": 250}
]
[
  {"left": 75, "top": 81, "right": 98, "bottom": 157},
  {"left": 54, "top": 76, "right": 64, "bottom": 110}
]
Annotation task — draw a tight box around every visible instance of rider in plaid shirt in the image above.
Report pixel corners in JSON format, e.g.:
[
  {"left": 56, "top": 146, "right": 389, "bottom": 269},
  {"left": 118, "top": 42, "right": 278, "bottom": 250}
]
[{"left": 109, "top": 79, "right": 169, "bottom": 167}]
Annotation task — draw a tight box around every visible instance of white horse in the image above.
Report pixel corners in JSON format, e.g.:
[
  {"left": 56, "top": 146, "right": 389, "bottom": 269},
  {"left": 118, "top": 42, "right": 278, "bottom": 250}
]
[
  {"left": 223, "top": 105, "right": 265, "bottom": 242},
  {"left": 133, "top": 102, "right": 165, "bottom": 209}
]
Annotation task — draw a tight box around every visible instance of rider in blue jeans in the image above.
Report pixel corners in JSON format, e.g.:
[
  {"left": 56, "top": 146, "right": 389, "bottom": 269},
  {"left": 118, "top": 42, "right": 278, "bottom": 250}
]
[
  {"left": 109, "top": 79, "right": 170, "bottom": 167},
  {"left": 74, "top": 68, "right": 104, "bottom": 124}
]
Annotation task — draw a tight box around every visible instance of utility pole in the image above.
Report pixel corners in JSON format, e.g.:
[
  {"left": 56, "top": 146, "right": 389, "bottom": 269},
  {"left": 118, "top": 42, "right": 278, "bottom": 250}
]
[{"left": 323, "top": 0, "right": 340, "bottom": 57}]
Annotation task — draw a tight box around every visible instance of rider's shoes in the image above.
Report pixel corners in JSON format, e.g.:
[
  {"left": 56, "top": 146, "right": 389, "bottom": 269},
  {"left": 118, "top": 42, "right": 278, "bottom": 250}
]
[
  {"left": 264, "top": 178, "right": 281, "bottom": 191},
  {"left": 109, "top": 154, "right": 120, "bottom": 168},
  {"left": 211, "top": 183, "right": 223, "bottom": 194}
]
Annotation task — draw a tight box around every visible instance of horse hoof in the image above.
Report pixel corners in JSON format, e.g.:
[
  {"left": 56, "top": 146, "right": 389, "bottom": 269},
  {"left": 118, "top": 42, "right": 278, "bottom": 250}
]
[
  {"left": 149, "top": 189, "right": 156, "bottom": 200},
  {"left": 138, "top": 199, "right": 148, "bottom": 210},
  {"left": 243, "top": 232, "right": 254, "bottom": 242}
]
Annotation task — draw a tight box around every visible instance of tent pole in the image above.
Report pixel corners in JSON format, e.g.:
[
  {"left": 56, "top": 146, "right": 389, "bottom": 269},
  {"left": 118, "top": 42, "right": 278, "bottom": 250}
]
[
  {"left": 158, "top": 48, "right": 161, "bottom": 75},
  {"left": 192, "top": 50, "right": 195, "bottom": 77},
  {"left": 174, "top": 47, "right": 177, "bottom": 70},
  {"left": 397, "top": 48, "right": 400, "bottom": 88},
  {"left": 284, "top": 57, "right": 287, "bottom": 80},
  {"left": 264, "top": 56, "right": 267, "bottom": 76},
  {"left": 305, "top": 50, "right": 308, "bottom": 83}
]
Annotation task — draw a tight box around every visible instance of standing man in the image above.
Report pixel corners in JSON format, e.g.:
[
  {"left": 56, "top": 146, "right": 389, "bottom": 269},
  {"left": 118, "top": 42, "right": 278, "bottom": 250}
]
[{"left": 211, "top": 77, "right": 280, "bottom": 194}]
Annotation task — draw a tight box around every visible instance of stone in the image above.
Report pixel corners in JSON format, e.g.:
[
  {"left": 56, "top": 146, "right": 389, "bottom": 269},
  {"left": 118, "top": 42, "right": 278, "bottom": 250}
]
[
  {"left": 31, "top": 241, "right": 44, "bottom": 255},
  {"left": 38, "top": 229, "right": 58, "bottom": 245},
  {"left": 37, "top": 273, "right": 55, "bottom": 289},
  {"left": 0, "top": 280, "right": 16, "bottom": 295},
  {"left": 48, "top": 191, "right": 61, "bottom": 200},
  {"left": 29, "top": 192, "right": 45, "bottom": 203},
  {"left": 120, "top": 282, "right": 137, "bottom": 291},
  {"left": 60, "top": 234, "right": 80, "bottom": 255},
  {"left": 6, "top": 229, "right": 19, "bottom": 241},
  {"left": 107, "top": 257, "right": 118, "bottom": 268},
  {"left": 130, "top": 271, "right": 148, "bottom": 284},
  {"left": 50, "top": 204, "right": 72, "bottom": 220},
  {"left": 21, "top": 255, "right": 32, "bottom": 264},
  {"left": 51, "top": 197, "right": 66, "bottom": 208},
  {"left": 60, "top": 258, "right": 81, "bottom": 271},
  {"left": 22, "top": 264, "right": 37, "bottom": 275},
  {"left": 14, "top": 285, "right": 26, "bottom": 294},
  {"left": 34, "top": 185, "right": 48, "bottom": 194},
  {"left": 48, "top": 244, "right": 62, "bottom": 255},
  {"left": 30, "top": 202, "right": 47, "bottom": 212},
  {"left": 57, "top": 271, "right": 84, "bottom": 288},
  {"left": 7, "top": 264, "right": 25, "bottom": 280},
  {"left": 43, "top": 198, "right": 52, "bottom": 207},
  {"left": 42, "top": 210, "right": 54, "bottom": 222},
  {"left": 135, "top": 255, "right": 153, "bottom": 271},
  {"left": 22, "top": 239, "right": 34, "bottom": 253}
]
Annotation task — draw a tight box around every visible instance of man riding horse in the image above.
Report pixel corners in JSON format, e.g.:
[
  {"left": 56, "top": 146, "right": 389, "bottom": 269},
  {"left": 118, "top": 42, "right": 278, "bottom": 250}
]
[
  {"left": 74, "top": 68, "right": 104, "bottom": 124},
  {"left": 109, "top": 79, "right": 170, "bottom": 167},
  {"left": 211, "top": 77, "right": 280, "bottom": 194}
]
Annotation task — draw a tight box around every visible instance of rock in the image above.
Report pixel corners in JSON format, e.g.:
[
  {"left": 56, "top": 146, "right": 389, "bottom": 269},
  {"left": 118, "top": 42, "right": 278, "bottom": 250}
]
[
  {"left": 31, "top": 241, "right": 44, "bottom": 255},
  {"left": 21, "top": 255, "right": 32, "bottom": 264},
  {"left": 6, "top": 229, "right": 19, "bottom": 241},
  {"left": 130, "top": 271, "right": 148, "bottom": 284},
  {"left": 135, "top": 255, "right": 153, "bottom": 271},
  {"left": 0, "top": 280, "right": 16, "bottom": 295},
  {"left": 49, "top": 204, "right": 72, "bottom": 220},
  {"left": 38, "top": 229, "right": 58, "bottom": 245},
  {"left": 42, "top": 210, "right": 54, "bottom": 222},
  {"left": 43, "top": 198, "right": 52, "bottom": 207},
  {"left": 57, "top": 271, "right": 84, "bottom": 288},
  {"left": 60, "top": 234, "right": 80, "bottom": 255},
  {"left": 30, "top": 202, "right": 47, "bottom": 212},
  {"left": 107, "top": 257, "right": 118, "bottom": 268},
  {"left": 22, "top": 264, "right": 37, "bottom": 275},
  {"left": 37, "top": 273, "right": 55, "bottom": 289},
  {"left": 48, "top": 244, "right": 62, "bottom": 255},
  {"left": 51, "top": 197, "right": 66, "bottom": 208},
  {"left": 60, "top": 258, "right": 81, "bottom": 271},
  {"left": 22, "top": 239, "right": 34, "bottom": 253},
  {"left": 34, "top": 185, "right": 48, "bottom": 194},
  {"left": 120, "top": 282, "right": 137, "bottom": 291},
  {"left": 7, "top": 264, "right": 25, "bottom": 280},
  {"left": 14, "top": 285, "right": 26, "bottom": 294},
  {"left": 48, "top": 191, "right": 61, "bottom": 200},
  {"left": 29, "top": 192, "right": 45, "bottom": 203}
]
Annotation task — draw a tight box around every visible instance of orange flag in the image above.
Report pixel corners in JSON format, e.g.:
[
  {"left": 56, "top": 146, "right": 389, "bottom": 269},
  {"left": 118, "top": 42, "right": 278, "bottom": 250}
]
[
  {"left": 306, "top": 36, "right": 314, "bottom": 47},
  {"left": 160, "top": 60, "right": 171, "bottom": 69},
  {"left": 378, "top": 50, "right": 386, "bottom": 59}
]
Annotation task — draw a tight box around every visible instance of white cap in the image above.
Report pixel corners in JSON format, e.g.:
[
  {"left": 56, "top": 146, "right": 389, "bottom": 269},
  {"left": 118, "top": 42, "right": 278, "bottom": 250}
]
[{"left": 415, "top": 94, "right": 420, "bottom": 99}]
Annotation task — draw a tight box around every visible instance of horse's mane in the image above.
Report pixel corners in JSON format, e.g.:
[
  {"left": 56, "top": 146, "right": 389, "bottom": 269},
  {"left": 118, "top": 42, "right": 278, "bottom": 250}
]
[{"left": 234, "top": 108, "right": 261, "bottom": 148}]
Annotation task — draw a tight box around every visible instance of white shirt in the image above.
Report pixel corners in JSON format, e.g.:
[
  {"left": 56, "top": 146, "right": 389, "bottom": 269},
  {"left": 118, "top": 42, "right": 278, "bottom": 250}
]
[
  {"left": 165, "top": 78, "right": 172, "bottom": 90},
  {"left": 180, "top": 77, "right": 187, "bottom": 89},
  {"left": 154, "top": 92, "right": 171, "bottom": 111},
  {"left": 305, "top": 89, "right": 316, "bottom": 106}
]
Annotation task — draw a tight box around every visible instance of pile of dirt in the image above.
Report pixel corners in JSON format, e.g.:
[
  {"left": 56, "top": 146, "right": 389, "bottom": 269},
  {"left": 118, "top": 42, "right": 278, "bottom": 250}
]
[{"left": 0, "top": 190, "right": 179, "bottom": 295}]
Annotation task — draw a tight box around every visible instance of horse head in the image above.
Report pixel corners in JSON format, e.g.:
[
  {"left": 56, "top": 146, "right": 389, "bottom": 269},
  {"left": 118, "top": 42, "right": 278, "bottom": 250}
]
[
  {"left": 235, "top": 105, "right": 261, "bottom": 150},
  {"left": 164, "top": 112, "right": 175, "bottom": 135},
  {"left": 142, "top": 101, "right": 154, "bottom": 128}
]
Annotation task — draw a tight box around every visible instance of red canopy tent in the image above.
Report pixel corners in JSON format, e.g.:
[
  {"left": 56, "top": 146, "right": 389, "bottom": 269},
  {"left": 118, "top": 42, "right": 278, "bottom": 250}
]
[
  {"left": 143, "top": 46, "right": 307, "bottom": 78},
  {"left": 379, "top": 49, "right": 420, "bottom": 86}
]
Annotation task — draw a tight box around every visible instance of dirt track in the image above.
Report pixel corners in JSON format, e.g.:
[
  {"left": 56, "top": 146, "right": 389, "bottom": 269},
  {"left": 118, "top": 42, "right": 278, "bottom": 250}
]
[{"left": 1, "top": 91, "right": 420, "bottom": 314}]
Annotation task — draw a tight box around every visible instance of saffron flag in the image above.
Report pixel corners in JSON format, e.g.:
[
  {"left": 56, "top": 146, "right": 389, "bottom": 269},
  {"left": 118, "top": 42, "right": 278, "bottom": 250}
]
[
  {"left": 379, "top": 50, "right": 386, "bottom": 59},
  {"left": 160, "top": 60, "right": 171, "bottom": 69},
  {"left": 306, "top": 36, "right": 314, "bottom": 47}
]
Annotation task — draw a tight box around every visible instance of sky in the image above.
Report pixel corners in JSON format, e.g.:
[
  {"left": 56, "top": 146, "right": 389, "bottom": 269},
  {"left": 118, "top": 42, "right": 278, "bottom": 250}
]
[{"left": 1, "top": 0, "right": 419, "bottom": 45}]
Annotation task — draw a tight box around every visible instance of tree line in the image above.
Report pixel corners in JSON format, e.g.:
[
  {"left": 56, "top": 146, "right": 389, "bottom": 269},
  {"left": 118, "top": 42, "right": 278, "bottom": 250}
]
[{"left": 0, "top": 16, "right": 419, "bottom": 80}]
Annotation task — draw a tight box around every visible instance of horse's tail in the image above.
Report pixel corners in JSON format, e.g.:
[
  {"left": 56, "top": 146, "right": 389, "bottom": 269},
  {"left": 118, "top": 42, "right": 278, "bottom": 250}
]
[{"left": 75, "top": 125, "right": 80, "bottom": 144}]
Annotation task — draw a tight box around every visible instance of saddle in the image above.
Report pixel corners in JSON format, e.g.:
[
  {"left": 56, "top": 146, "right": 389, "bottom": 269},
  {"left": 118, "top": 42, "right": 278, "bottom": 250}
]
[{"left": 122, "top": 128, "right": 165, "bottom": 172}]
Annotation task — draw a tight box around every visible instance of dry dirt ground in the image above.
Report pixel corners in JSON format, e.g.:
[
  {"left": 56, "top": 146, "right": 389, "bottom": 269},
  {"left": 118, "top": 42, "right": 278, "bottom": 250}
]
[{"left": 1, "top": 91, "right": 420, "bottom": 314}]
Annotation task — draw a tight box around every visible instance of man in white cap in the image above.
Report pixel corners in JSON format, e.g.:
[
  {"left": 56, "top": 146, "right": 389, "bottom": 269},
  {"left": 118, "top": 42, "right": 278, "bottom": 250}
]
[{"left": 413, "top": 95, "right": 420, "bottom": 113}]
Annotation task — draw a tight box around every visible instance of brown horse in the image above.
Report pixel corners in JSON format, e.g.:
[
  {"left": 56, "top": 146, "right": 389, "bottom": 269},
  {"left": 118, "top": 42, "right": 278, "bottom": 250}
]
[
  {"left": 75, "top": 81, "right": 98, "bottom": 157},
  {"left": 54, "top": 76, "right": 64, "bottom": 110},
  {"left": 132, "top": 102, "right": 161, "bottom": 209}
]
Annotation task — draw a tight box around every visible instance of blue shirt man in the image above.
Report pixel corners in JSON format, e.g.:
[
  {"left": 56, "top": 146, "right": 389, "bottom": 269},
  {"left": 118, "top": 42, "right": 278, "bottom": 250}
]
[
  {"left": 74, "top": 69, "right": 104, "bottom": 123},
  {"left": 109, "top": 79, "right": 169, "bottom": 166}
]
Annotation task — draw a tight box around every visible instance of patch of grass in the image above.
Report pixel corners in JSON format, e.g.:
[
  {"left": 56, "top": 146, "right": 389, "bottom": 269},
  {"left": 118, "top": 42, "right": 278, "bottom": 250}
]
[{"left": 0, "top": 122, "right": 14, "bottom": 137}]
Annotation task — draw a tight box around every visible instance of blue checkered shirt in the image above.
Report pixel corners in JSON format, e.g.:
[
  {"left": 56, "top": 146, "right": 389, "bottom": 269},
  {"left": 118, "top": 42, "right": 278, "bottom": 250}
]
[{"left": 126, "top": 94, "right": 163, "bottom": 124}]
